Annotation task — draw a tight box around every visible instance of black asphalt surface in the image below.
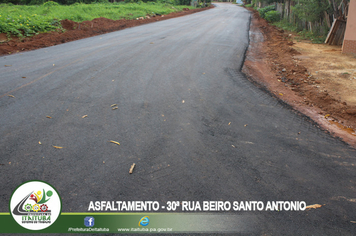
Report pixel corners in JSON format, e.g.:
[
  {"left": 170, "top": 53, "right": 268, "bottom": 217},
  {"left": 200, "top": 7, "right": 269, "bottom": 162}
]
[{"left": 1, "top": 3, "right": 356, "bottom": 235}]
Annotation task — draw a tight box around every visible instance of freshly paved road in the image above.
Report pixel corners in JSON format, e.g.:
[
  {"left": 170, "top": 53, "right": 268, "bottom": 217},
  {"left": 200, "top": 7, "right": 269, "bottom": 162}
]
[{"left": 1, "top": 3, "right": 356, "bottom": 234}]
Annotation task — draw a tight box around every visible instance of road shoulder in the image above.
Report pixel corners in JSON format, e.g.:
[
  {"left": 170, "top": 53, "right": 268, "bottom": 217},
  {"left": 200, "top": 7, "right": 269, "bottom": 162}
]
[{"left": 242, "top": 8, "right": 356, "bottom": 147}]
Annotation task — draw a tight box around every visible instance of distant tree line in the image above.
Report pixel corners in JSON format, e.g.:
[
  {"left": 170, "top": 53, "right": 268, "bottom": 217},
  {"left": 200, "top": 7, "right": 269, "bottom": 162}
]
[
  {"left": 244, "top": 0, "right": 348, "bottom": 23},
  {"left": 0, "top": 0, "right": 104, "bottom": 4},
  {"left": 244, "top": 0, "right": 349, "bottom": 38},
  {"left": 0, "top": 0, "right": 196, "bottom": 5}
]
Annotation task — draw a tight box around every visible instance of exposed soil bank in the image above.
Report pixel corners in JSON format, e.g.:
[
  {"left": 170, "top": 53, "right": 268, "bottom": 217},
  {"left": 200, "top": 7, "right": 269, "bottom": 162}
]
[
  {"left": 243, "top": 8, "right": 356, "bottom": 147},
  {"left": 0, "top": 6, "right": 213, "bottom": 56}
]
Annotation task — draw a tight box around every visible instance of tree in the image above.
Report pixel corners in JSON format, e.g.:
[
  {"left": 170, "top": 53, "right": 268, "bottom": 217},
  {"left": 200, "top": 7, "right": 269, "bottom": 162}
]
[
  {"left": 292, "top": 0, "right": 329, "bottom": 23},
  {"left": 328, "top": 0, "right": 339, "bottom": 18}
]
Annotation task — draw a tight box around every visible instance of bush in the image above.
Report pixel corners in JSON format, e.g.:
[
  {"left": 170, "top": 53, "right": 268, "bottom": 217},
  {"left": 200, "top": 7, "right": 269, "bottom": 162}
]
[
  {"left": 244, "top": 3, "right": 253, "bottom": 8},
  {"left": 273, "top": 19, "right": 298, "bottom": 32},
  {"left": 0, "top": 13, "right": 60, "bottom": 38},
  {"left": 264, "top": 10, "right": 280, "bottom": 22},
  {"left": 258, "top": 4, "right": 274, "bottom": 19},
  {"left": 43, "top": 1, "right": 60, "bottom": 7}
]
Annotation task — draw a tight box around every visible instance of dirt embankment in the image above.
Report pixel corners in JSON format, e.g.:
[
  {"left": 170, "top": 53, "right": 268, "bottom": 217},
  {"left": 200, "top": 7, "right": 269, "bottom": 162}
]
[
  {"left": 0, "top": 6, "right": 213, "bottom": 56},
  {"left": 243, "top": 8, "right": 356, "bottom": 147}
]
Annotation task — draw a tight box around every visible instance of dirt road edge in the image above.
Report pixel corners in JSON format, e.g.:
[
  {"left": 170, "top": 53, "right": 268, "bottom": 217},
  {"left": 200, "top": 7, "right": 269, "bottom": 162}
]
[
  {"left": 242, "top": 8, "right": 356, "bottom": 148},
  {"left": 0, "top": 6, "right": 214, "bottom": 56}
]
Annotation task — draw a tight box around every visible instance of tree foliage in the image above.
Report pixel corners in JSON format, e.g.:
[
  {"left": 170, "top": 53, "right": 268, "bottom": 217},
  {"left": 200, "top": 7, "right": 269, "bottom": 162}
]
[
  {"left": 251, "top": 0, "right": 347, "bottom": 22},
  {"left": 292, "top": 0, "right": 329, "bottom": 22},
  {"left": 0, "top": 0, "right": 108, "bottom": 4},
  {"left": 0, "top": 0, "right": 199, "bottom": 5}
]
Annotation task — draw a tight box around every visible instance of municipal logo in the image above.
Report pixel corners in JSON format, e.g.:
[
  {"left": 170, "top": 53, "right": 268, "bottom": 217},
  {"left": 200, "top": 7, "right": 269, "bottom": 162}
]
[
  {"left": 138, "top": 216, "right": 150, "bottom": 227},
  {"left": 84, "top": 216, "right": 95, "bottom": 227},
  {"left": 10, "top": 180, "right": 61, "bottom": 230}
]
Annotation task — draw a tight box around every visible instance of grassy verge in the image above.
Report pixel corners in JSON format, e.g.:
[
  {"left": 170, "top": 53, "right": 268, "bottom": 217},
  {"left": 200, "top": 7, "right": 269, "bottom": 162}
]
[
  {"left": 273, "top": 20, "right": 327, "bottom": 44},
  {"left": 247, "top": 4, "right": 327, "bottom": 44},
  {"left": 0, "top": 1, "right": 196, "bottom": 38}
]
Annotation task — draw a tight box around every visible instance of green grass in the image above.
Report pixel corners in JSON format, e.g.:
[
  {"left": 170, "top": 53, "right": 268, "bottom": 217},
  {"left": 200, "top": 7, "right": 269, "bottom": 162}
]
[
  {"left": 273, "top": 19, "right": 327, "bottom": 44},
  {"left": 0, "top": 8, "right": 60, "bottom": 37},
  {"left": 273, "top": 20, "right": 298, "bottom": 32},
  {"left": 295, "top": 30, "right": 326, "bottom": 44},
  {"left": 0, "top": 2, "right": 196, "bottom": 38}
]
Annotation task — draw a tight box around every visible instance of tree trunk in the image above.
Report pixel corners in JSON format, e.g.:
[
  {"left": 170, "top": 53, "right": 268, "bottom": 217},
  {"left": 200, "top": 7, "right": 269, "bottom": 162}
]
[
  {"left": 324, "top": 11, "right": 331, "bottom": 28},
  {"left": 328, "top": 0, "right": 340, "bottom": 19}
]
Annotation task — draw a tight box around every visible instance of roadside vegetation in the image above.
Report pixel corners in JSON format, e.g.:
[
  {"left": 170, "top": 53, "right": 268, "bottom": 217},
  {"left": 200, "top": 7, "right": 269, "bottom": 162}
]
[
  {"left": 0, "top": 0, "right": 203, "bottom": 38},
  {"left": 273, "top": 20, "right": 326, "bottom": 43},
  {"left": 244, "top": 0, "right": 348, "bottom": 43}
]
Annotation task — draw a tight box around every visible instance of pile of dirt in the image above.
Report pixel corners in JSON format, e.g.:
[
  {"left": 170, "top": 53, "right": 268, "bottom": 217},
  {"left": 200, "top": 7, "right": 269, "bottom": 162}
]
[
  {"left": 0, "top": 6, "right": 213, "bottom": 56},
  {"left": 243, "top": 8, "right": 356, "bottom": 146}
]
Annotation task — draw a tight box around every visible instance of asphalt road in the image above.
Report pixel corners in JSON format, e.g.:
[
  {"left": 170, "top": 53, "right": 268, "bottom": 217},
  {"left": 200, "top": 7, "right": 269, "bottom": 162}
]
[{"left": 1, "top": 3, "right": 356, "bottom": 235}]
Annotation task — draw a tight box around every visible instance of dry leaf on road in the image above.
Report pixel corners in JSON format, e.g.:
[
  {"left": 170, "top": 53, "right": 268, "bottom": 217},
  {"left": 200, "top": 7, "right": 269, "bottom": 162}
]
[
  {"left": 109, "top": 140, "right": 120, "bottom": 146},
  {"left": 82, "top": 115, "right": 88, "bottom": 118},
  {"left": 129, "top": 163, "right": 136, "bottom": 174},
  {"left": 8, "top": 95, "right": 15, "bottom": 98},
  {"left": 46, "top": 116, "right": 52, "bottom": 119},
  {"left": 305, "top": 204, "right": 322, "bottom": 209},
  {"left": 52, "top": 146, "right": 63, "bottom": 149}
]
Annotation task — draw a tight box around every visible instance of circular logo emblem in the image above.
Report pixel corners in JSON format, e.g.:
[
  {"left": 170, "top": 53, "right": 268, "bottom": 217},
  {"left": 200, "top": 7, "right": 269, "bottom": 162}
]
[
  {"left": 9, "top": 180, "right": 61, "bottom": 230},
  {"left": 138, "top": 216, "right": 150, "bottom": 226}
]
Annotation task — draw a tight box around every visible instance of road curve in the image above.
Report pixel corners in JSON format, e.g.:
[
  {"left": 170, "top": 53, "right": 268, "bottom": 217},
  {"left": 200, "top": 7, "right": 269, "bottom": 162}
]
[{"left": 1, "top": 3, "right": 356, "bottom": 234}]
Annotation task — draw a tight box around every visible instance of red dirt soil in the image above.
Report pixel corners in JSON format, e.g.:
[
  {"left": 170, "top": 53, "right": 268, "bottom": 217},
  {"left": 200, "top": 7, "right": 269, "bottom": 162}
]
[
  {"left": 242, "top": 8, "right": 356, "bottom": 147},
  {"left": 0, "top": 6, "right": 213, "bottom": 56}
]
